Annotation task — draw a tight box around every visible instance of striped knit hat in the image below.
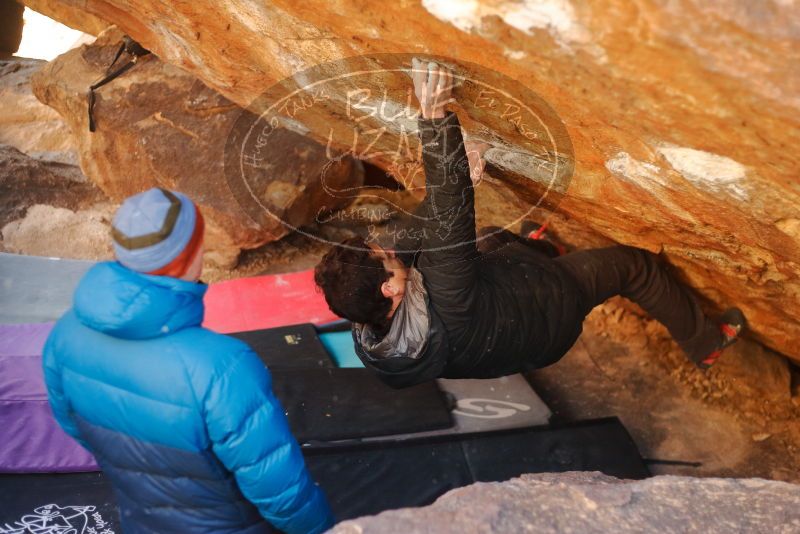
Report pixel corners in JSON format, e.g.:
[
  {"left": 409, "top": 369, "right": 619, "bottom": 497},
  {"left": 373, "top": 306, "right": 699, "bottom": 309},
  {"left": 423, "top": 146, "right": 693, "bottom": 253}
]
[{"left": 111, "top": 188, "right": 205, "bottom": 277}]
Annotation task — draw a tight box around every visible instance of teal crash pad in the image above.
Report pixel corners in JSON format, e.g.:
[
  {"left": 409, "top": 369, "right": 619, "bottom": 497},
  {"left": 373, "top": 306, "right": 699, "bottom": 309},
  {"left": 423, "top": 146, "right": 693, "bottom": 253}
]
[{"left": 319, "top": 331, "right": 364, "bottom": 368}]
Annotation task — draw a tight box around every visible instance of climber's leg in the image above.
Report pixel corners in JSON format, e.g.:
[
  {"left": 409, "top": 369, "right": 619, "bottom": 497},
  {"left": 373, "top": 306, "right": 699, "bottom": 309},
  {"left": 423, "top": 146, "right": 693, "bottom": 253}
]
[
  {"left": 477, "top": 225, "right": 560, "bottom": 258},
  {"left": 555, "top": 246, "right": 726, "bottom": 364}
]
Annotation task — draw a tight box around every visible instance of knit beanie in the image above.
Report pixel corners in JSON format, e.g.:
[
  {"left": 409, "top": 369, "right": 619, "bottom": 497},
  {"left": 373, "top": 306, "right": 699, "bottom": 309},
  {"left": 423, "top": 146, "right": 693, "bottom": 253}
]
[{"left": 111, "top": 188, "right": 205, "bottom": 277}]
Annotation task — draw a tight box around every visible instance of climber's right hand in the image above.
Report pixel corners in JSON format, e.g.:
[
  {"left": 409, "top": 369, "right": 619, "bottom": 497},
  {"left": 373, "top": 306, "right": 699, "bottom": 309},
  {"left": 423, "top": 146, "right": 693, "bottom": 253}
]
[
  {"left": 465, "top": 140, "right": 490, "bottom": 186},
  {"left": 411, "top": 58, "right": 454, "bottom": 120}
]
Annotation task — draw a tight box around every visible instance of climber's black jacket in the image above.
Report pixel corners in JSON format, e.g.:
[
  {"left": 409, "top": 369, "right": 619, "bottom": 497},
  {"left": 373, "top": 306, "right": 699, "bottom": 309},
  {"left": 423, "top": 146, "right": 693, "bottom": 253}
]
[{"left": 352, "top": 112, "right": 587, "bottom": 388}]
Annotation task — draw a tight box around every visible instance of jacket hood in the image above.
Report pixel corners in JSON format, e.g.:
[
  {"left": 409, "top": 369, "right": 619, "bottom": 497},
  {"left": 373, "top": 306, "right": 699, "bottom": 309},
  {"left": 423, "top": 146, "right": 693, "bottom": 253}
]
[
  {"left": 73, "top": 261, "right": 207, "bottom": 340},
  {"left": 355, "top": 267, "right": 430, "bottom": 360}
]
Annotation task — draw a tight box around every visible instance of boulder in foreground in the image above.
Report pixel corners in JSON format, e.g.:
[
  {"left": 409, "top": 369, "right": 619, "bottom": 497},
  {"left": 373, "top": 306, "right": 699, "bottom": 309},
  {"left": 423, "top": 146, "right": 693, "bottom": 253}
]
[{"left": 331, "top": 471, "right": 800, "bottom": 534}]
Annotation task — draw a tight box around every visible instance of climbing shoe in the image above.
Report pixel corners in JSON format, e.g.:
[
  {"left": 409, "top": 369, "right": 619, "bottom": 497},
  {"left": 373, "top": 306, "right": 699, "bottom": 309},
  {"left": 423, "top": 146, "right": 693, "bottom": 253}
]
[
  {"left": 520, "top": 220, "right": 567, "bottom": 256},
  {"left": 697, "top": 307, "right": 747, "bottom": 370}
]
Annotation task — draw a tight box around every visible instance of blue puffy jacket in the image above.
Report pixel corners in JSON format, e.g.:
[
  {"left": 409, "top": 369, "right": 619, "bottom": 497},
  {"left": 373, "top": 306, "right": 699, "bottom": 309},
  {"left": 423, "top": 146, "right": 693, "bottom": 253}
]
[{"left": 43, "top": 261, "right": 334, "bottom": 534}]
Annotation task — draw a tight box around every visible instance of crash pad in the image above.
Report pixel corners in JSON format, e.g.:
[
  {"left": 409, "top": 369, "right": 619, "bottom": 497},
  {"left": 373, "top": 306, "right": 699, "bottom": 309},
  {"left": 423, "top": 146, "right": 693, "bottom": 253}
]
[
  {"left": 0, "top": 253, "right": 93, "bottom": 324},
  {"left": 432, "top": 375, "right": 552, "bottom": 435},
  {"left": 270, "top": 368, "right": 454, "bottom": 442},
  {"left": 0, "top": 253, "right": 338, "bottom": 331},
  {"left": 235, "top": 324, "right": 552, "bottom": 436},
  {"left": 319, "top": 330, "right": 364, "bottom": 368},
  {"left": 0, "top": 322, "right": 452, "bottom": 470},
  {"left": 230, "top": 323, "right": 335, "bottom": 369},
  {"left": 0, "top": 322, "right": 97, "bottom": 473},
  {"left": 308, "top": 417, "right": 650, "bottom": 519},
  {"left": 203, "top": 269, "right": 339, "bottom": 333}
]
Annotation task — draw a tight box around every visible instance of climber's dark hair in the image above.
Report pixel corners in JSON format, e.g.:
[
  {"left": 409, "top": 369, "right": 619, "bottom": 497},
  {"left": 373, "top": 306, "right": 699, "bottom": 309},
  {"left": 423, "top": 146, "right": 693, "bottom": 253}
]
[{"left": 314, "top": 237, "right": 392, "bottom": 330}]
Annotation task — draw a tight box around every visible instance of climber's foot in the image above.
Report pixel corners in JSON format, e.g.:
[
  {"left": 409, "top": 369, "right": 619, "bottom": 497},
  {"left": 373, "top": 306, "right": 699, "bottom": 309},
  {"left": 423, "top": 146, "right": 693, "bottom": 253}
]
[
  {"left": 520, "top": 221, "right": 567, "bottom": 256},
  {"left": 697, "top": 307, "right": 747, "bottom": 370},
  {"left": 520, "top": 220, "right": 546, "bottom": 240}
]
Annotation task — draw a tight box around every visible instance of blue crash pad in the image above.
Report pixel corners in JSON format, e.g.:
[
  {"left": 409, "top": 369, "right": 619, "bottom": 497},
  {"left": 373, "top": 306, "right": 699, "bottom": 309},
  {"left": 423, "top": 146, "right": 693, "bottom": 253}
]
[{"left": 320, "top": 331, "right": 364, "bottom": 368}]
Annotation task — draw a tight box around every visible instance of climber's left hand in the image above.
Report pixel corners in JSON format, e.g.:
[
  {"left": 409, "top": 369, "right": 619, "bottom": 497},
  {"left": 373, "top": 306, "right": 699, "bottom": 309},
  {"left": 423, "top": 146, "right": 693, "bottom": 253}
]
[{"left": 411, "top": 58, "right": 454, "bottom": 120}]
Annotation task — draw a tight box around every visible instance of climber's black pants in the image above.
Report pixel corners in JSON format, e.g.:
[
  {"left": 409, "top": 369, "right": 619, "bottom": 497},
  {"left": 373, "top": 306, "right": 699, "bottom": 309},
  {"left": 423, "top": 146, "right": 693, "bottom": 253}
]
[{"left": 555, "top": 246, "right": 722, "bottom": 362}]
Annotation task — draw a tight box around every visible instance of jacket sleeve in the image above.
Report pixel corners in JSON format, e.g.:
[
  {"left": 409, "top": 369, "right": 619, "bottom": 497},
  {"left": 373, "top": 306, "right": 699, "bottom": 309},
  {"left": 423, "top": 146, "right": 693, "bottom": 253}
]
[
  {"left": 204, "top": 350, "right": 334, "bottom": 534},
  {"left": 42, "top": 327, "right": 90, "bottom": 450},
  {"left": 415, "top": 111, "right": 480, "bottom": 329},
  {"left": 391, "top": 209, "right": 423, "bottom": 268}
]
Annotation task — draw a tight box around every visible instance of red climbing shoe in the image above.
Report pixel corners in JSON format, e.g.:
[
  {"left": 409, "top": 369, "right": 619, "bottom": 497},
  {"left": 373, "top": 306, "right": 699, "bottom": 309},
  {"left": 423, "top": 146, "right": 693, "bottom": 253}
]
[
  {"left": 697, "top": 307, "right": 747, "bottom": 370},
  {"left": 520, "top": 221, "right": 567, "bottom": 256}
]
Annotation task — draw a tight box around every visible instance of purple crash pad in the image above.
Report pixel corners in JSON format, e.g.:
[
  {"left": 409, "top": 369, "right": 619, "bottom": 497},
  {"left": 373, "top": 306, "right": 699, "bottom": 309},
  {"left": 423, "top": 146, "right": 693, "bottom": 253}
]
[{"left": 0, "top": 322, "right": 98, "bottom": 473}]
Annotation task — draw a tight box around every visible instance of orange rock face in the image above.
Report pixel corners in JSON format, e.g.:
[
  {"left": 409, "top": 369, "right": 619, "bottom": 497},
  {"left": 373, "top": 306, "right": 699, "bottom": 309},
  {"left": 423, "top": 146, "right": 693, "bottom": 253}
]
[{"left": 35, "top": 0, "right": 800, "bottom": 360}]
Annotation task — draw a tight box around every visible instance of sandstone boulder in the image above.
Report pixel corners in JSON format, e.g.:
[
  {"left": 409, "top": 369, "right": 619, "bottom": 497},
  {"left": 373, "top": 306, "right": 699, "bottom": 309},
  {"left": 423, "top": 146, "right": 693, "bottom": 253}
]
[
  {"left": 32, "top": 29, "right": 364, "bottom": 268},
  {"left": 331, "top": 471, "right": 800, "bottom": 533},
  {"left": 0, "top": 143, "right": 112, "bottom": 259},
  {"left": 0, "top": 58, "right": 77, "bottom": 164},
  {"left": 22, "top": 0, "right": 109, "bottom": 36},
  {"left": 29, "top": 0, "right": 800, "bottom": 360}
]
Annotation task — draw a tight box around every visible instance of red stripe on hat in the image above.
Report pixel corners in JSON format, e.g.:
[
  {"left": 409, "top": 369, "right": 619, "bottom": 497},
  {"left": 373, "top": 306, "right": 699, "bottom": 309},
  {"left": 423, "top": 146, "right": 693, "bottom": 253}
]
[{"left": 147, "top": 205, "right": 205, "bottom": 278}]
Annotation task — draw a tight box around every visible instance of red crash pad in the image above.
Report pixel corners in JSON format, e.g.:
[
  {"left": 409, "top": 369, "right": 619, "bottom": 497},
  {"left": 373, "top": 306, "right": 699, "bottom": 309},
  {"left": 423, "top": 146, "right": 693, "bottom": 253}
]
[{"left": 203, "top": 269, "right": 339, "bottom": 333}]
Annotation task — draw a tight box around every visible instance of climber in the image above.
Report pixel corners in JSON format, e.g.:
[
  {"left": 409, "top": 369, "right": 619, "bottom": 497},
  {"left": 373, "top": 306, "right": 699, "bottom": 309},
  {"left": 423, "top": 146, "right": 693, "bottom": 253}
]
[
  {"left": 43, "top": 188, "right": 334, "bottom": 533},
  {"left": 314, "top": 59, "right": 746, "bottom": 388}
]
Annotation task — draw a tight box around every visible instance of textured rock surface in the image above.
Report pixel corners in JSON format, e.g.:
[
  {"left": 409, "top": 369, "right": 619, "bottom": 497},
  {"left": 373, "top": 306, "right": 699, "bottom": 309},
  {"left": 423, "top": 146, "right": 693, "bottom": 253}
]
[
  {"left": 0, "top": 0, "right": 24, "bottom": 57},
  {"left": 32, "top": 29, "right": 364, "bottom": 267},
  {"left": 0, "top": 143, "right": 111, "bottom": 258},
  {"left": 715, "top": 337, "right": 792, "bottom": 402},
  {"left": 22, "top": 0, "right": 109, "bottom": 36},
  {"left": 0, "top": 59, "right": 77, "bottom": 164},
  {"left": 2, "top": 203, "right": 114, "bottom": 260},
  {"left": 0, "top": 144, "right": 104, "bottom": 230},
  {"left": 330, "top": 472, "right": 800, "bottom": 534}
]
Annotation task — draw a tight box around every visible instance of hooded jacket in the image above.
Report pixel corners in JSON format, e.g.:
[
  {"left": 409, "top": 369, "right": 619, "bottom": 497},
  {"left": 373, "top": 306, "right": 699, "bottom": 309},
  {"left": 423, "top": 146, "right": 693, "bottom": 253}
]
[
  {"left": 43, "top": 262, "right": 333, "bottom": 534},
  {"left": 353, "top": 112, "right": 587, "bottom": 388}
]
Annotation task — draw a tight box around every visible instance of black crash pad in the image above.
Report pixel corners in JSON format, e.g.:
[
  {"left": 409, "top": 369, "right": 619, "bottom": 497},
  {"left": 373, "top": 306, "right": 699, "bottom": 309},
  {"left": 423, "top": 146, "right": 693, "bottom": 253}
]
[
  {"left": 305, "top": 417, "right": 649, "bottom": 519},
  {"left": 0, "top": 418, "right": 648, "bottom": 528},
  {"left": 229, "top": 323, "right": 335, "bottom": 369},
  {"left": 230, "top": 325, "right": 455, "bottom": 442},
  {"left": 270, "top": 368, "right": 454, "bottom": 442}
]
